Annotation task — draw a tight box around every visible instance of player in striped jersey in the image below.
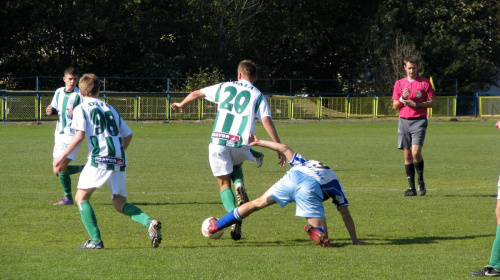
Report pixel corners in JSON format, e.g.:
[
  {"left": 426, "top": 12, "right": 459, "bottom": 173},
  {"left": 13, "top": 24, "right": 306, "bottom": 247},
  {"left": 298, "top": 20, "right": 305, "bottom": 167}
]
[
  {"left": 207, "top": 134, "right": 369, "bottom": 247},
  {"left": 53, "top": 74, "right": 162, "bottom": 249},
  {"left": 172, "top": 60, "right": 285, "bottom": 240},
  {"left": 46, "top": 67, "right": 85, "bottom": 206}
]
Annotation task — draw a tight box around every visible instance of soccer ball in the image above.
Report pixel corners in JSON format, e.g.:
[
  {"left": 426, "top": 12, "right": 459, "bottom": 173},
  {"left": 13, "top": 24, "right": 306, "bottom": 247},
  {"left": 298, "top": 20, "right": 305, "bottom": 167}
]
[{"left": 201, "top": 217, "right": 224, "bottom": 239}]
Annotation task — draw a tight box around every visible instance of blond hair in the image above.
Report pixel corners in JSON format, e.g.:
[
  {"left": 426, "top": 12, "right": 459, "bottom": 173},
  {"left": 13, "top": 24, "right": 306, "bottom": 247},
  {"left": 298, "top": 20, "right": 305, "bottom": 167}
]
[{"left": 79, "top": 73, "right": 100, "bottom": 97}]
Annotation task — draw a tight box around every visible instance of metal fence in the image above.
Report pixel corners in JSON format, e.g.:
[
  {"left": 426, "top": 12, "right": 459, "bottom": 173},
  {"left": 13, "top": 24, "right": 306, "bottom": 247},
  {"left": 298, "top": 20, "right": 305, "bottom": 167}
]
[{"left": 1, "top": 91, "right": 465, "bottom": 123}]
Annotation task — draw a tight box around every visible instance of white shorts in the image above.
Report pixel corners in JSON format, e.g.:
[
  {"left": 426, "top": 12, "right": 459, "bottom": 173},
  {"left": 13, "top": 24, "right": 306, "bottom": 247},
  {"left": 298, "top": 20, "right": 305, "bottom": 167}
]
[
  {"left": 269, "top": 170, "right": 325, "bottom": 218},
  {"left": 497, "top": 175, "right": 500, "bottom": 199},
  {"left": 208, "top": 143, "right": 255, "bottom": 177},
  {"left": 53, "top": 135, "right": 80, "bottom": 161},
  {"left": 77, "top": 164, "right": 127, "bottom": 199}
]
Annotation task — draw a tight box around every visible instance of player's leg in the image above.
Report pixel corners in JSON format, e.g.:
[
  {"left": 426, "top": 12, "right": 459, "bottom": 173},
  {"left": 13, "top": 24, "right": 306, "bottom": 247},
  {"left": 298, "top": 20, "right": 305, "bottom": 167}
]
[
  {"left": 231, "top": 164, "right": 249, "bottom": 206},
  {"left": 53, "top": 158, "right": 75, "bottom": 205},
  {"left": 210, "top": 190, "right": 276, "bottom": 233},
  {"left": 471, "top": 198, "right": 500, "bottom": 276},
  {"left": 304, "top": 218, "right": 330, "bottom": 247},
  {"left": 109, "top": 171, "right": 162, "bottom": 248},
  {"left": 399, "top": 119, "right": 417, "bottom": 196},
  {"left": 250, "top": 148, "right": 264, "bottom": 168},
  {"left": 218, "top": 175, "right": 237, "bottom": 212},
  {"left": 75, "top": 188, "right": 103, "bottom": 249},
  {"left": 411, "top": 118, "right": 428, "bottom": 196},
  {"left": 412, "top": 144, "right": 426, "bottom": 195}
]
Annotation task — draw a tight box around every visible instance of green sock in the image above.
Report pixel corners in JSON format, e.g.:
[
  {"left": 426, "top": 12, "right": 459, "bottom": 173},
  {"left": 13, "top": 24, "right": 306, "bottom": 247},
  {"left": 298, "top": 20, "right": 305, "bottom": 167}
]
[
  {"left": 250, "top": 148, "right": 262, "bottom": 158},
  {"left": 231, "top": 167, "right": 244, "bottom": 186},
  {"left": 58, "top": 171, "right": 72, "bottom": 199},
  {"left": 122, "top": 203, "right": 150, "bottom": 227},
  {"left": 67, "top": 165, "right": 85, "bottom": 175},
  {"left": 220, "top": 188, "right": 237, "bottom": 212},
  {"left": 78, "top": 201, "right": 101, "bottom": 242},
  {"left": 490, "top": 224, "right": 500, "bottom": 269}
]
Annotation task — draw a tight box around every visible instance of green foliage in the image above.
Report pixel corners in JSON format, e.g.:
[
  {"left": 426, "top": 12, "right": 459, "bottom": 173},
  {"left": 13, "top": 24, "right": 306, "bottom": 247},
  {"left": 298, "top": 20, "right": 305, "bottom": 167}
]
[
  {"left": 1, "top": 119, "right": 500, "bottom": 279},
  {"left": 182, "top": 67, "right": 226, "bottom": 92},
  {"left": 1, "top": 0, "right": 499, "bottom": 95}
]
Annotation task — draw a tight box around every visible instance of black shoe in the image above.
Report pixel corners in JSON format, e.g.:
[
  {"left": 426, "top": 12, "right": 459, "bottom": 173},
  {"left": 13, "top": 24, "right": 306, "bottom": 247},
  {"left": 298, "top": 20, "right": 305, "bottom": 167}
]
[
  {"left": 418, "top": 182, "right": 426, "bottom": 196},
  {"left": 78, "top": 240, "right": 104, "bottom": 249},
  {"left": 403, "top": 188, "right": 417, "bottom": 196},
  {"left": 470, "top": 265, "right": 500, "bottom": 277},
  {"left": 230, "top": 221, "right": 242, "bottom": 241}
]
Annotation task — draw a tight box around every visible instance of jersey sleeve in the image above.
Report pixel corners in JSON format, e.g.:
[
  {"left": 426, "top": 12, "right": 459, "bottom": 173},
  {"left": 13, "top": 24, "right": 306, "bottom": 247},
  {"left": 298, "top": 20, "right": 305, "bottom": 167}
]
[
  {"left": 119, "top": 117, "right": 132, "bottom": 138},
  {"left": 288, "top": 153, "right": 307, "bottom": 167},
  {"left": 71, "top": 105, "right": 86, "bottom": 132},
  {"left": 392, "top": 80, "right": 402, "bottom": 100},
  {"left": 201, "top": 83, "right": 223, "bottom": 103},
  {"left": 50, "top": 89, "right": 60, "bottom": 109},
  {"left": 255, "top": 95, "right": 271, "bottom": 120}
]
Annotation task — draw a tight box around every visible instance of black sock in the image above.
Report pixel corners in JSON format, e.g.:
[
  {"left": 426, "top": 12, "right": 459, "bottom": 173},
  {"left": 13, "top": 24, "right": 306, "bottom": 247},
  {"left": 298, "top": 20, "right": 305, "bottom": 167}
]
[
  {"left": 414, "top": 160, "right": 424, "bottom": 183},
  {"left": 405, "top": 163, "right": 416, "bottom": 190}
]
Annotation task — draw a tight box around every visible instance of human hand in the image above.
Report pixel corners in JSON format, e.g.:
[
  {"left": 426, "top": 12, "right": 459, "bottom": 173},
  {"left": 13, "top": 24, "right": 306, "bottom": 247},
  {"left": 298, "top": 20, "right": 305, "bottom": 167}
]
[
  {"left": 248, "top": 134, "right": 260, "bottom": 146},
  {"left": 171, "top": 103, "right": 184, "bottom": 112},
  {"left": 46, "top": 105, "right": 56, "bottom": 115},
  {"left": 67, "top": 108, "right": 74, "bottom": 115},
  {"left": 277, "top": 151, "right": 286, "bottom": 167},
  {"left": 53, "top": 156, "right": 66, "bottom": 167},
  {"left": 496, "top": 121, "right": 500, "bottom": 131},
  {"left": 402, "top": 87, "right": 410, "bottom": 99}
]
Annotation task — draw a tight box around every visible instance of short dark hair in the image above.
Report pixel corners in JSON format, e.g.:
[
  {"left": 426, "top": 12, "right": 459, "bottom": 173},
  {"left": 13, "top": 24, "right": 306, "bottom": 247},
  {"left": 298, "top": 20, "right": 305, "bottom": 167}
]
[
  {"left": 64, "top": 67, "right": 79, "bottom": 77},
  {"left": 404, "top": 55, "right": 419, "bottom": 65},
  {"left": 79, "top": 73, "right": 100, "bottom": 97},
  {"left": 238, "top": 60, "right": 258, "bottom": 80}
]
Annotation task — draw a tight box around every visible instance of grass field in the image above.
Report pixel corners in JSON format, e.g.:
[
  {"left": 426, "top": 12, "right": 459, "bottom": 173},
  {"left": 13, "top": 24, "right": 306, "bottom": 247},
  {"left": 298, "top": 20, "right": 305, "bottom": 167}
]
[{"left": 1, "top": 118, "right": 499, "bottom": 279}]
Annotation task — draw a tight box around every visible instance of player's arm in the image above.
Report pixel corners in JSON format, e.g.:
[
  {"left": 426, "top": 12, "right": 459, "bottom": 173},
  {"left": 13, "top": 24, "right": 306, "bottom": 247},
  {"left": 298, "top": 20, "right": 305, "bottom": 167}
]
[
  {"left": 53, "top": 130, "right": 85, "bottom": 167},
  {"left": 249, "top": 134, "right": 294, "bottom": 162},
  {"left": 405, "top": 96, "right": 435, "bottom": 109},
  {"left": 338, "top": 206, "right": 369, "bottom": 245},
  {"left": 122, "top": 134, "right": 133, "bottom": 150},
  {"left": 171, "top": 90, "right": 205, "bottom": 112},
  {"left": 260, "top": 116, "right": 286, "bottom": 166},
  {"left": 46, "top": 105, "right": 57, "bottom": 115}
]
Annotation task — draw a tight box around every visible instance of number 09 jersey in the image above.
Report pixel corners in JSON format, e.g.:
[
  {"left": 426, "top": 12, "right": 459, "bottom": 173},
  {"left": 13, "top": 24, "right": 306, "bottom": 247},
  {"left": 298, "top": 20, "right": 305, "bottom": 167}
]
[
  {"left": 72, "top": 97, "right": 132, "bottom": 171},
  {"left": 201, "top": 79, "right": 272, "bottom": 147}
]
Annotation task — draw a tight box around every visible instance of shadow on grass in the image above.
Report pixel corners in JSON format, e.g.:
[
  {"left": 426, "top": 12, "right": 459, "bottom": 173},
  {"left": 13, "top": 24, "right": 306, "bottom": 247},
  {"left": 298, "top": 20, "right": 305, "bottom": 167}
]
[
  {"left": 94, "top": 201, "right": 223, "bottom": 206},
  {"left": 368, "top": 233, "right": 494, "bottom": 245}
]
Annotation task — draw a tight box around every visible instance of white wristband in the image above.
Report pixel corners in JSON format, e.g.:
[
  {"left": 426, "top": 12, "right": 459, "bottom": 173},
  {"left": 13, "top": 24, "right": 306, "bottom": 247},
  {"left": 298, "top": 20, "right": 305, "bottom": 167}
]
[{"left": 399, "top": 96, "right": 405, "bottom": 102}]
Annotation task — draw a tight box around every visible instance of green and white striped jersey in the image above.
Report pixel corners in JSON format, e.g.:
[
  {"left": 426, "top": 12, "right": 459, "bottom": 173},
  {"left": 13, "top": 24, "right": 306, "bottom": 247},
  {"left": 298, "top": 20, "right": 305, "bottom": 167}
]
[
  {"left": 72, "top": 98, "right": 132, "bottom": 171},
  {"left": 50, "top": 87, "right": 83, "bottom": 136},
  {"left": 201, "top": 79, "right": 271, "bottom": 147}
]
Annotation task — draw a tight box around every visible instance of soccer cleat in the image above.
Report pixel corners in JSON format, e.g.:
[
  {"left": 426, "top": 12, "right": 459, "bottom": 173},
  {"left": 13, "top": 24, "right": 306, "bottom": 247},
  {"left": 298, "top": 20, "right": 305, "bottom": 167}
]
[
  {"left": 78, "top": 240, "right": 104, "bottom": 249},
  {"left": 470, "top": 265, "right": 500, "bottom": 277},
  {"left": 235, "top": 182, "right": 249, "bottom": 206},
  {"left": 304, "top": 224, "right": 331, "bottom": 247},
  {"left": 207, "top": 218, "right": 220, "bottom": 234},
  {"left": 53, "top": 197, "right": 74, "bottom": 205},
  {"left": 403, "top": 188, "right": 417, "bottom": 196},
  {"left": 418, "top": 182, "right": 426, "bottom": 196},
  {"left": 148, "top": 219, "right": 162, "bottom": 248},
  {"left": 230, "top": 221, "right": 242, "bottom": 241},
  {"left": 255, "top": 154, "right": 264, "bottom": 168}
]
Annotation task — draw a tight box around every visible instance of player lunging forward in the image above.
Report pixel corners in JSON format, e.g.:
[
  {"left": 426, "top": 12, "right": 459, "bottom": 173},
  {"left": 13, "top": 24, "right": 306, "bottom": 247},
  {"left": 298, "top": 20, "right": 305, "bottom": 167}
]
[
  {"left": 171, "top": 60, "right": 285, "bottom": 241},
  {"left": 207, "top": 134, "right": 369, "bottom": 247},
  {"left": 54, "top": 73, "right": 162, "bottom": 249}
]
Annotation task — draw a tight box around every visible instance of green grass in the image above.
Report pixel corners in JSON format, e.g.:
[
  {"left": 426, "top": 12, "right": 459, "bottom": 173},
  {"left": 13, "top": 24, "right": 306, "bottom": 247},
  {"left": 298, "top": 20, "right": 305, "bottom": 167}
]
[{"left": 0, "top": 118, "right": 499, "bottom": 279}]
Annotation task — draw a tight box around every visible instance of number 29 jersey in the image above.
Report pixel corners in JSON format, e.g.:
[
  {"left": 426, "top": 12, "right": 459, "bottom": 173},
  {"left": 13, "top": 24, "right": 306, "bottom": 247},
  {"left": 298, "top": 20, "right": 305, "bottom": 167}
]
[
  {"left": 201, "top": 79, "right": 271, "bottom": 147},
  {"left": 72, "top": 97, "right": 132, "bottom": 171}
]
